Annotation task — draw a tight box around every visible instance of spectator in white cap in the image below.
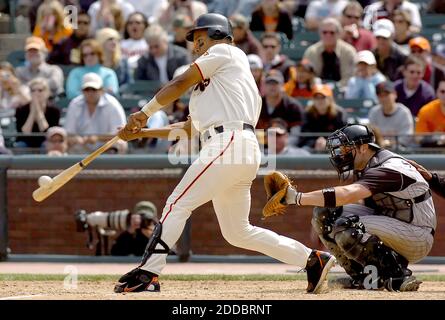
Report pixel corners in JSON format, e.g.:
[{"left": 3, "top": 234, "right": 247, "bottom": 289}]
[
  {"left": 345, "top": 50, "right": 386, "bottom": 102},
  {"left": 372, "top": 18, "right": 407, "bottom": 81},
  {"left": 63, "top": 72, "right": 127, "bottom": 154},
  {"left": 247, "top": 54, "right": 266, "bottom": 96}
]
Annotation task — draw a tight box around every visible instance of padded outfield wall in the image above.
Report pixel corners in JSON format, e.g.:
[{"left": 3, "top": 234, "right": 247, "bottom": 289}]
[{"left": 1, "top": 155, "right": 444, "bottom": 259}]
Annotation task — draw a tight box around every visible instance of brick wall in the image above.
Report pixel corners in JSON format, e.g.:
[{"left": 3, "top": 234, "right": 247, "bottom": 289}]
[{"left": 7, "top": 172, "right": 445, "bottom": 256}]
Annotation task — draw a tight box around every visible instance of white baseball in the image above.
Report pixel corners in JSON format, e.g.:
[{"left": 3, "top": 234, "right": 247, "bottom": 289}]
[{"left": 38, "top": 175, "right": 53, "bottom": 187}]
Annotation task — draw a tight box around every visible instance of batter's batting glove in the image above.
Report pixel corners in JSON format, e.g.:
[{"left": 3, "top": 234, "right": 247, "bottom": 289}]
[{"left": 262, "top": 171, "right": 295, "bottom": 219}]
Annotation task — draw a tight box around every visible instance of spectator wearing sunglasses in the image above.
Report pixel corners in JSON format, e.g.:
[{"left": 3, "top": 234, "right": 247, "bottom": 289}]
[
  {"left": 341, "top": 1, "right": 376, "bottom": 52},
  {"left": 64, "top": 73, "right": 126, "bottom": 154},
  {"left": 303, "top": 17, "right": 357, "bottom": 87},
  {"left": 65, "top": 39, "right": 120, "bottom": 99},
  {"left": 48, "top": 11, "right": 92, "bottom": 65}
]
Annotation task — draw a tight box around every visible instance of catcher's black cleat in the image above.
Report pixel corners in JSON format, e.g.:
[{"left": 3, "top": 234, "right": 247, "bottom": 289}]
[
  {"left": 305, "top": 250, "right": 336, "bottom": 293},
  {"left": 113, "top": 267, "right": 160, "bottom": 293},
  {"left": 328, "top": 275, "right": 365, "bottom": 290},
  {"left": 385, "top": 275, "right": 422, "bottom": 292}
]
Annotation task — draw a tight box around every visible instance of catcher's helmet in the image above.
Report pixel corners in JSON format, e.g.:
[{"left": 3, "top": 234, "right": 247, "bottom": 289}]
[
  {"left": 186, "top": 13, "right": 233, "bottom": 42},
  {"left": 326, "top": 124, "right": 380, "bottom": 178}
]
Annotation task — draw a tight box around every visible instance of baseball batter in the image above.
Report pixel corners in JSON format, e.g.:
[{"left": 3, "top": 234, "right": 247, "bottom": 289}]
[
  {"left": 264, "top": 124, "right": 436, "bottom": 291},
  {"left": 113, "top": 13, "right": 335, "bottom": 294}
]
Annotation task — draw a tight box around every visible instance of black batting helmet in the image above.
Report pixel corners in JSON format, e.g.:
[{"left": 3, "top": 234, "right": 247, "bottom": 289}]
[
  {"left": 186, "top": 13, "right": 233, "bottom": 42},
  {"left": 326, "top": 124, "right": 380, "bottom": 179}
]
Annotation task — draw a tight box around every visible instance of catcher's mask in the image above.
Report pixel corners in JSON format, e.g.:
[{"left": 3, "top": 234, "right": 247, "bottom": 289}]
[{"left": 326, "top": 124, "right": 380, "bottom": 180}]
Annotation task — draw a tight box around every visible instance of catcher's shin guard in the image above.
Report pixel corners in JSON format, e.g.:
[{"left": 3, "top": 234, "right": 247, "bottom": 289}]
[
  {"left": 312, "top": 207, "right": 364, "bottom": 281},
  {"left": 331, "top": 215, "right": 414, "bottom": 291},
  {"left": 139, "top": 222, "right": 170, "bottom": 267}
]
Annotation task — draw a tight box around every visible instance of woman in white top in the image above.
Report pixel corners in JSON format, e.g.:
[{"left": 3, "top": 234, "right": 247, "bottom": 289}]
[{"left": 120, "top": 12, "right": 150, "bottom": 71}]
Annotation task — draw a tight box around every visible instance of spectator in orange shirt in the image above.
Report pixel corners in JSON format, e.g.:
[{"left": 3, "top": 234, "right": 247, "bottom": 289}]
[
  {"left": 33, "top": 1, "right": 73, "bottom": 52},
  {"left": 416, "top": 80, "right": 445, "bottom": 147},
  {"left": 284, "top": 59, "right": 322, "bottom": 98}
]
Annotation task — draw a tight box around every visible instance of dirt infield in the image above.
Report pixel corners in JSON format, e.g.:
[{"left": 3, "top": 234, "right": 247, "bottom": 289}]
[
  {"left": 2, "top": 261, "right": 445, "bottom": 300},
  {"left": 1, "top": 279, "right": 445, "bottom": 300}
]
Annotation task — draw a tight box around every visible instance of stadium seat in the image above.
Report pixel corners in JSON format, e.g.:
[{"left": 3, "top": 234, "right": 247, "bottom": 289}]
[
  {"left": 120, "top": 80, "right": 162, "bottom": 99},
  {"left": 60, "top": 64, "right": 76, "bottom": 79},
  {"left": 281, "top": 46, "right": 306, "bottom": 62},
  {"left": 422, "top": 28, "right": 445, "bottom": 43},
  {"left": 421, "top": 14, "right": 445, "bottom": 28},
  {"left": 55, "top": 97, "right": 71, "bottom": 109},
  {"left": 6, "top": 50, "right": 25, "bottom": 67},
  {"left": 336, "top": 98, "right": 375, "bottom": 122},
  {"left": 291, "top": 32, "right": 319, "bottom": 47},
  {"left": 121, "top": 98, "right": 145, "bottom": 111}
]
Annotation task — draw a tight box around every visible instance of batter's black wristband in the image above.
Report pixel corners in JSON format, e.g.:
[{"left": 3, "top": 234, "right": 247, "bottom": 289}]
[{"left": 322, "top": 188, "right": 336, "bottom": 208}]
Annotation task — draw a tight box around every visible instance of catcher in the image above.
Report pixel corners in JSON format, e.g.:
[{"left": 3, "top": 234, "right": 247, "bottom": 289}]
[{"left": 263, "top": 124, "right": 436, "bottom": 292}]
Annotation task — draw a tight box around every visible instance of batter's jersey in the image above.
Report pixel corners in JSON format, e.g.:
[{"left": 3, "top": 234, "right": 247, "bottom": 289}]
[
  {"left": 189, "top": 43, "right": 262, "bottom": 132},
  {"left": 355, "top": 150, "right": 436, "bottom": 230}
]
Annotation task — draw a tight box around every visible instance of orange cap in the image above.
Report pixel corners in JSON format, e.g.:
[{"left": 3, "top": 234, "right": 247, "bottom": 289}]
[
  {"left": 312, "top": 84, "right": 333, "bottom": 97},
  {"left": 409, "top": 37, "right": 431, "bottom": 52},
  {"left": 25, "top": 36, "right": 46, "bottom": 51}
]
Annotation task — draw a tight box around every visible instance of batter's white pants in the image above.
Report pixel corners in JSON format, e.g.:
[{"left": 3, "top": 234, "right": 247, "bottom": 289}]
[{"left": 141, "top": 129, "right": 312, "bottom": 275}]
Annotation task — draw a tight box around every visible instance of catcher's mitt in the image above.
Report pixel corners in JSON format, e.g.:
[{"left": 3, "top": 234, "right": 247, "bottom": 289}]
[{"left": 262, "top": 171, "right": 295, "bottom": 219}]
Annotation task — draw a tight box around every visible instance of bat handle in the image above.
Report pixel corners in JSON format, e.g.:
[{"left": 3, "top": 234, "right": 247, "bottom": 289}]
[{"left": 81, "top": 135, "right": 121, "bottom": 167}]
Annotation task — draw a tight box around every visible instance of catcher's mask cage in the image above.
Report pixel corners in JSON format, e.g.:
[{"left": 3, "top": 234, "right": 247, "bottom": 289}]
[
  {"left": 326, "top": 124, "right": 379, "bottom": 180},
  {"left": 186, "top": 13, "right": 233, "bottom": 42}
]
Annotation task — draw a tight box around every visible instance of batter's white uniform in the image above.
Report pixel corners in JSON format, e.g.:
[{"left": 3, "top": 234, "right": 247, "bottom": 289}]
[{"left": 141, "top": 43, "right": 312, "bottom": 275}]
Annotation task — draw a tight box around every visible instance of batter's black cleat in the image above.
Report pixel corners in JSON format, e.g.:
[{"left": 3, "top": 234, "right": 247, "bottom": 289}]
[
  {"left": 113, "top": 267, "right": 160, "bottom": 293},
  {"left": 305, "top": 250, "right": 336, "bottom": 293}
]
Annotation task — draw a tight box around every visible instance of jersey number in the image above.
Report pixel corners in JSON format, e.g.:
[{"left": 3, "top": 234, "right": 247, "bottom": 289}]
[{"left": 194, "top": 79, "right": 210, "bottom": 92}]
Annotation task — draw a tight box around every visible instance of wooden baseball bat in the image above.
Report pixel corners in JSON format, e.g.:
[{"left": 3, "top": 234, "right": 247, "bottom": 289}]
[{"left": 32, "top": 136, "right": 121, "bottom": 202}]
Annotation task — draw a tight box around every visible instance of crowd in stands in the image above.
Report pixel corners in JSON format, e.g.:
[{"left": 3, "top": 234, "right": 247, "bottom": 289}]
[{"left": 1, "top": 0, "right": 445, "bottom": 156}]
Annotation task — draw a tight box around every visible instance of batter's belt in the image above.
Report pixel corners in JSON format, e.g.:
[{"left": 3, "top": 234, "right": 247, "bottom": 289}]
[{"left": 201, "top": 122, "right": 255, "bottom": 144}]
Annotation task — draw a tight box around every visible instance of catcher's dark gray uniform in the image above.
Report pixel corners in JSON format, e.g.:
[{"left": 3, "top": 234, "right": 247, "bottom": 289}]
[
  {"left": 342, "top": 149, "right": 436, "bottom": 262},
  {"left": 313, "top": 124, "right": 436, "bottom": 290}
]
